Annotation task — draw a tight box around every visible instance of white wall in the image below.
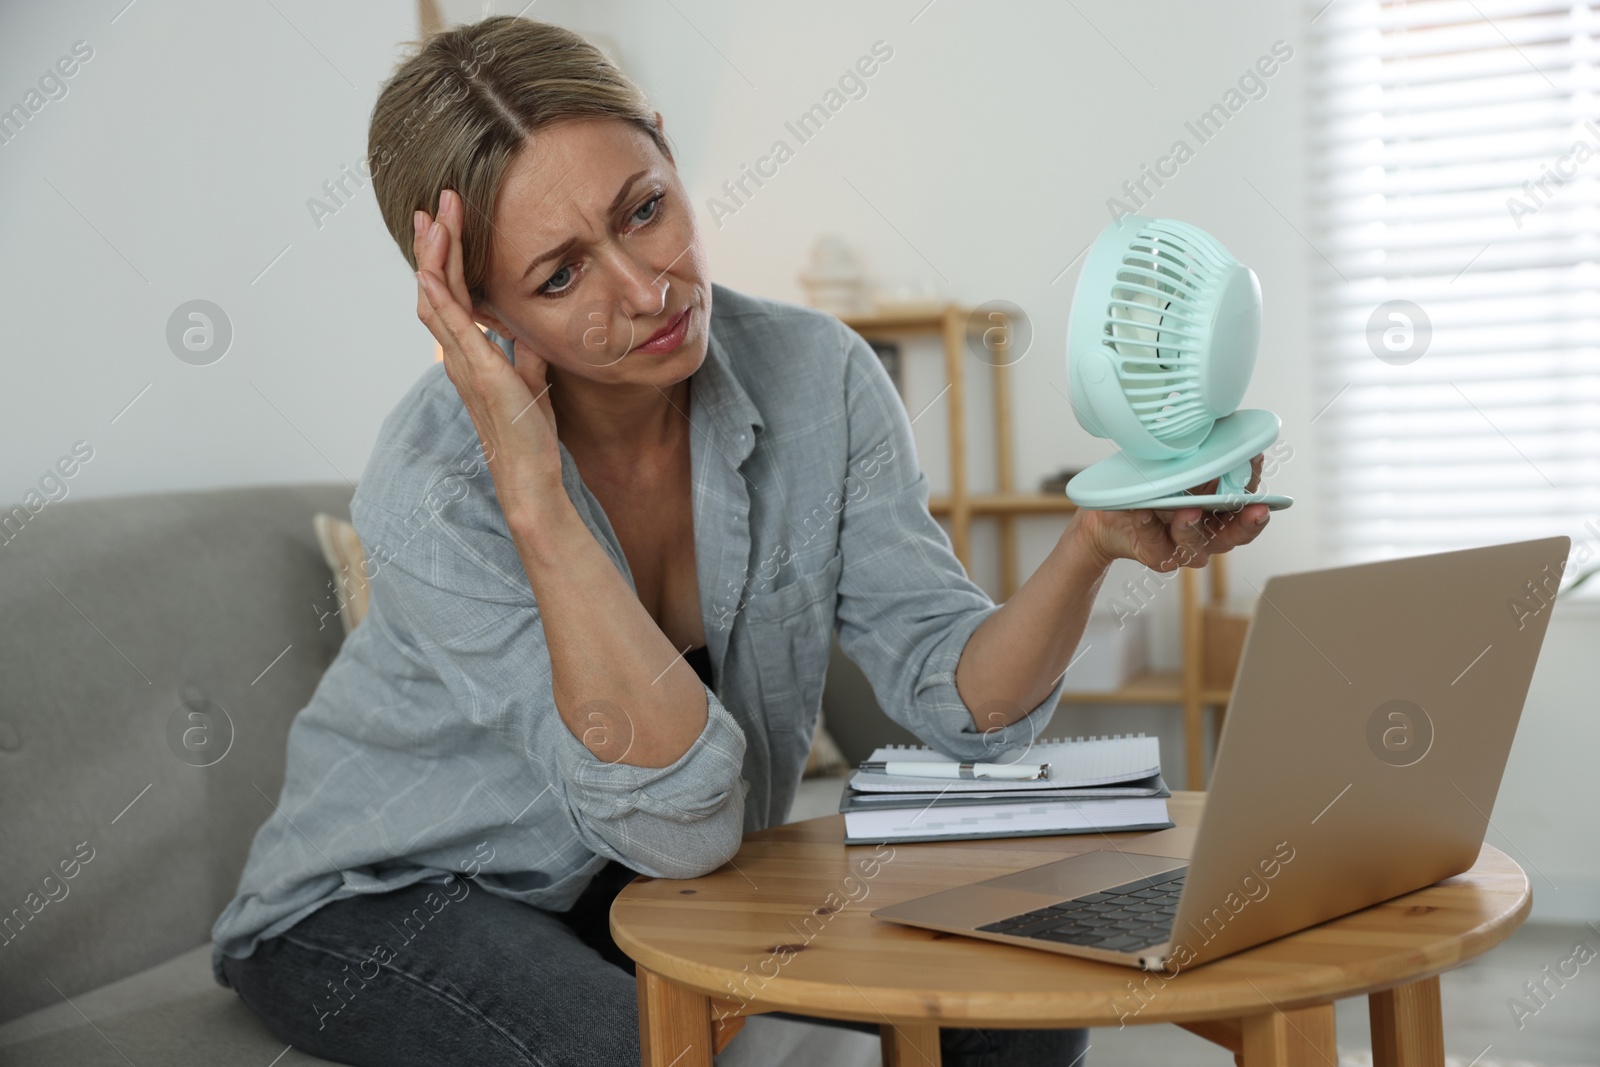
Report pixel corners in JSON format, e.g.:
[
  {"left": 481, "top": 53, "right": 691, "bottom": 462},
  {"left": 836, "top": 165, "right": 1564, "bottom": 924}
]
[
  {"left": 2, "top": 0, "right": 1591, "bottom": 918},
  {"left": 0, "top": 0, "right": 425, "bottom": 503}
]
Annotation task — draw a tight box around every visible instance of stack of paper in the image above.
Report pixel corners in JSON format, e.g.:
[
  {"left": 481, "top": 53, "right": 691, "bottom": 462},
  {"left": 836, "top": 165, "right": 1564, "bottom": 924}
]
[{"left": 840, "top": 734, "right": 1173, "bottom": 844}]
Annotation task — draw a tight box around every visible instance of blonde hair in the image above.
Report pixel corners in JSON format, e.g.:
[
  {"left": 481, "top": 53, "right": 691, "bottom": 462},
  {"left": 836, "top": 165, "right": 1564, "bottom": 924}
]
[{"left": 368, "top": 16, "right": 669, "bottom": 307}]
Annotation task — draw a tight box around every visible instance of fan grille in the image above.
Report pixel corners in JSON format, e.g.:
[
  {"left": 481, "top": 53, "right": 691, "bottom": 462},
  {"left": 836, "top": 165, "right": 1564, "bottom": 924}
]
[{"left": 1102, "top": 220, "right": 1233, "bottom": 444}]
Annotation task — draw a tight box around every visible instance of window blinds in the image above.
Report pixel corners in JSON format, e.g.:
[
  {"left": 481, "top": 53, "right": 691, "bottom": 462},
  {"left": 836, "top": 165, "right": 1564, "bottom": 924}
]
[{"left": 1308, "top": 0, "right": 1600, "bottom": 583}]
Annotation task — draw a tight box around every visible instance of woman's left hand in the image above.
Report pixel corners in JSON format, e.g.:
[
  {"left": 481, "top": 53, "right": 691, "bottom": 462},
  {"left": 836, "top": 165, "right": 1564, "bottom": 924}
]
[{"left": 1072, "top": 453, "right": 1270, "bottom": 572}]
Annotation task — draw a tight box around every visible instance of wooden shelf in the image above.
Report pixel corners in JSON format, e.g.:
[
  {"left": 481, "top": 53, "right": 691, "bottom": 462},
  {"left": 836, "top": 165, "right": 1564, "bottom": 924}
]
[
  {"left": 839, "top": 308, "right": 959, "bottom": 332},
  {"left": 1057, "top": 670, "right": 1232, "bottom": 707},
  {"left": 927, "top": 493, "right": 1078, "bottom": 516}
]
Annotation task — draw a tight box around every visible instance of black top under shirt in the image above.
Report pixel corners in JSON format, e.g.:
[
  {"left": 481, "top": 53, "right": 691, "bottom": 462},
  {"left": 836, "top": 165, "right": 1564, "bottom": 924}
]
[{"left": 683, "top": 645, "right": 714, "bottom": 690}]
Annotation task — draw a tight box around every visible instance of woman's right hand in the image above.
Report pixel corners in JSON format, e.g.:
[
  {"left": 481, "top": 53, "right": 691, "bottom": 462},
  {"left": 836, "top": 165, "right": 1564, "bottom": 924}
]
[{"left": 414, "top": 189, "right": 565, "bottom": 520}]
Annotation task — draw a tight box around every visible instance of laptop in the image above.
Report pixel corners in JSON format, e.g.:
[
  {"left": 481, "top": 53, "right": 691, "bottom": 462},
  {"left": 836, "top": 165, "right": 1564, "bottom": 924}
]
[{"left": 872, "top": 536, "right": 1571, "bottom": 972}]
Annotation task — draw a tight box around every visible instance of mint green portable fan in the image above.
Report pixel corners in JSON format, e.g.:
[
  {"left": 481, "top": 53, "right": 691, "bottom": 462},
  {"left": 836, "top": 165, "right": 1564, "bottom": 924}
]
[{"left": 1064, "top": 216, "right": 1293, "bottom": 512}]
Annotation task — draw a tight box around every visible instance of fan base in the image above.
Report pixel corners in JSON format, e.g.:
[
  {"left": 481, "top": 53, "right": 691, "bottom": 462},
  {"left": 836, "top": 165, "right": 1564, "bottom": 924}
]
[
  {"left": 1065, "top": 409, "right": 1290, "bottom": 511},
  {"left": 1095, "top": 490, "right": 1294, "bottom": 512}
]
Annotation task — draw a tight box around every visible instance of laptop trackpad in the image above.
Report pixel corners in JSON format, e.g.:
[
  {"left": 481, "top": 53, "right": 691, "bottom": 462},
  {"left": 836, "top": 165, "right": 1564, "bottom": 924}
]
[
  {"left": 983, "top": 849, "right": 1187, "bottom": 897},
  {"left": 1107, "top": 825, "right": 1197, "bottom": 859}
]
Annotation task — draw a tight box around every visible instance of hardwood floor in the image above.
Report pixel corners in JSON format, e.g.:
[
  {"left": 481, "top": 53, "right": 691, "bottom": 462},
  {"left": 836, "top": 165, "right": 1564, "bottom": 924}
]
[{"left": 1088, "top": 922, "right": 1600, "bottom": 1067}]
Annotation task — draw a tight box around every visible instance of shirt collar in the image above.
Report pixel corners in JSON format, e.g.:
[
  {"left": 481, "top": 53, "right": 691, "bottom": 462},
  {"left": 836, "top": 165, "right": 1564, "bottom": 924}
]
[{"left": 690, "top": 287, "right": 764, "bottom": 468}]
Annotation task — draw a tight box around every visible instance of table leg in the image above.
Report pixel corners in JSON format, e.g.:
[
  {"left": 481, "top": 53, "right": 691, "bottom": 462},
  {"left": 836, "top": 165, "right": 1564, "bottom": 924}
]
[
  {"left": 1238, "top": 1002, "right": 1337, "bottom": 1067},
  {"left": 880, "top": 1021, "right": 943, "bottom": 1066},
  {"left": 636, "top": 965, "right": 713, "bottom": 1067},
  {"left": 1369, "top": 975, "right": 1444, "bottom": 1067},
  {"left": 708, "top": 998, "right": 748, "bottom": 1054}
]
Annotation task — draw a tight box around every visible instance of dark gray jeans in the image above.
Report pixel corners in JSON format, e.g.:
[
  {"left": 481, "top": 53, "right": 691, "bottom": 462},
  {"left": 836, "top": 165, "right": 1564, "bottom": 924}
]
[{"left": 222, "top": 861, "right": 1090, "bottom": 1066}]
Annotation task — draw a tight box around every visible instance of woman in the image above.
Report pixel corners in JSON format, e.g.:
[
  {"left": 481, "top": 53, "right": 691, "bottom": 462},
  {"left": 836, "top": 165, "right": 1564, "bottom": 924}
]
[{"left": 210, "top": 15, "right": 1270, "bottom": 1066}]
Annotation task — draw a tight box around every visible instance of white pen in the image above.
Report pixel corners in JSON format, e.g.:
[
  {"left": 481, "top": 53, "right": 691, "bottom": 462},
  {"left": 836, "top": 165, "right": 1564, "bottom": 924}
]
[{"left": 858, "top": 761, "right": 1050, "bottom": 781}]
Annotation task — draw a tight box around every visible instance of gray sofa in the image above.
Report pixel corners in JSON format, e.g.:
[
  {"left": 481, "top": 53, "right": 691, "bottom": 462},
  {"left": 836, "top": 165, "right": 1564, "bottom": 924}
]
[{"left": 0, "top": 482, "right": 906, "bottom": 1066}]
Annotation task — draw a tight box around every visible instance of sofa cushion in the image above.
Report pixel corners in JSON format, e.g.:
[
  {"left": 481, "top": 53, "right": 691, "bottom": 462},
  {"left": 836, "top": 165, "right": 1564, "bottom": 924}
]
[
  {"left": 0, "top": 944, "right": 338, "bottom": 1065},
  {"left": 311, "top": 512, "right": 371, "bottom": 635},
  {"left": 0, "top": 484, "right": 356, "bottom": 1022}
]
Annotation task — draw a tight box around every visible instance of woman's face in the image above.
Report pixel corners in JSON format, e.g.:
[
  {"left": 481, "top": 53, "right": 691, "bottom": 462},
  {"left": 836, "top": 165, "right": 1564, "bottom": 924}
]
[{"left": 471, "top": 116, "right": 710, "bottom": 395}]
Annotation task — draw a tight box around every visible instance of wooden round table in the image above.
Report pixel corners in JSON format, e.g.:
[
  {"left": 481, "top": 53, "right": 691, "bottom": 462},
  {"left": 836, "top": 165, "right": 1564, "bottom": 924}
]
[{"left": 611, "top": 793, "right": 1530, "bottom": 1066}]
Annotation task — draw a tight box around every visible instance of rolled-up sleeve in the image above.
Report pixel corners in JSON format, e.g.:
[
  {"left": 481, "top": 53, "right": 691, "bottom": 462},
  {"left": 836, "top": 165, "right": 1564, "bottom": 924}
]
[
  {"left": 830, "top": 324, "right": 1065, "bottom": 760},
  {"left": 353, "top": 490, "right": 747, "bottom": 879}
]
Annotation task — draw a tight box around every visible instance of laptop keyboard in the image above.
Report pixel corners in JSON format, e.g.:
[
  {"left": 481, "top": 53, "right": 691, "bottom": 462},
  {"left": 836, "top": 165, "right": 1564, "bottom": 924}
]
[{"left": 975, "top": 868, "right": 1187, "bottom": 953}]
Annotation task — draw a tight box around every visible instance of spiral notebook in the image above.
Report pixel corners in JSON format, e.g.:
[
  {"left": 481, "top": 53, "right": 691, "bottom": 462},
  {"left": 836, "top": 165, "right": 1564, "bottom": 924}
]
[
  {"left": 841, "top": 796, "right": 1172, "bottom": 844},
  {"left": 848, "top": 734, "right": 1161, "bottom": 794}
]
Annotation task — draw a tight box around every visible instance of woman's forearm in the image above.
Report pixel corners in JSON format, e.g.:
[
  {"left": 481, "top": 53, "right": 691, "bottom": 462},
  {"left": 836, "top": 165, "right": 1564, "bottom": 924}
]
[
  {"left": 507, "top": 497, "right": 708, "bottom": 769},
  {"left": 954, "top": 512, "right": 1115, "bottom": 735}
]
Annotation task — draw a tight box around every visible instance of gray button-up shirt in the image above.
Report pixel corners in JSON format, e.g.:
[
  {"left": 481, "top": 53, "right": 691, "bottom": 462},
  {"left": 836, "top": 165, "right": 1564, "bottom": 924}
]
[{"left": 210, "top": 282, "right": 1064, "bottom": 985}]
